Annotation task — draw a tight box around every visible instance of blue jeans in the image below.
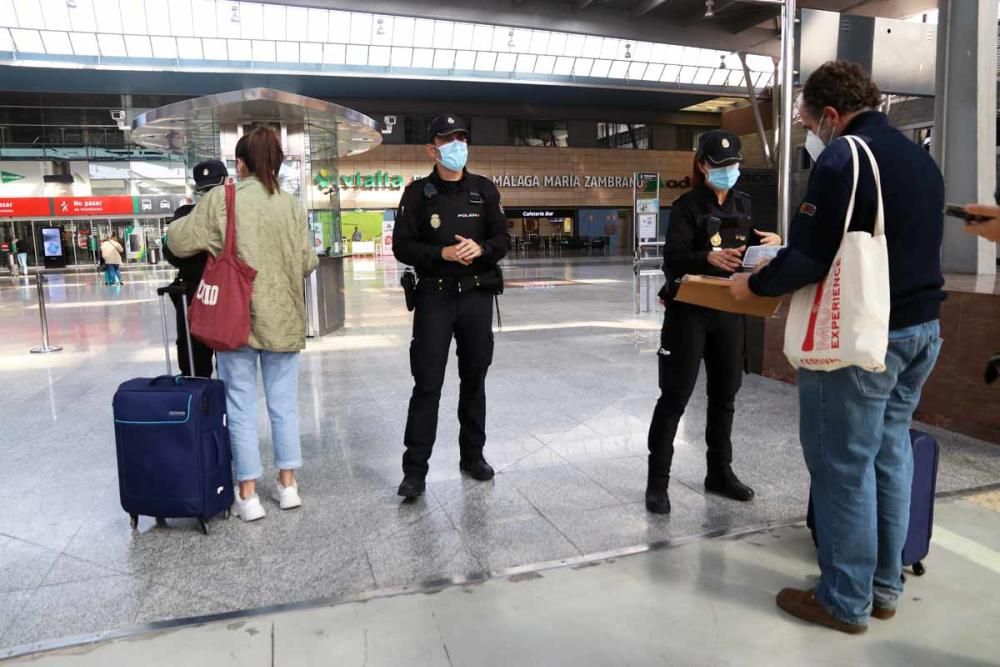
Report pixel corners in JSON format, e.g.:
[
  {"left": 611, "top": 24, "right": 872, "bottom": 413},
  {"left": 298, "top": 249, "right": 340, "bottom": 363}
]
[
  {"left": 216, "top": 347, "right": 303, "bottom": 482},
  {"left": 799, "top": 320, "right": 941, "bottom": 625},
  {"left": 105, "top": 264, "right": 121, "bottom": 284}
]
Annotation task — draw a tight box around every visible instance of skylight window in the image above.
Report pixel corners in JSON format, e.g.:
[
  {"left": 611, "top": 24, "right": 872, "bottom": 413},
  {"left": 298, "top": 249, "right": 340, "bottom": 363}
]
[{"left": 0, "top": 2, "right": 774, "bottom": 90}]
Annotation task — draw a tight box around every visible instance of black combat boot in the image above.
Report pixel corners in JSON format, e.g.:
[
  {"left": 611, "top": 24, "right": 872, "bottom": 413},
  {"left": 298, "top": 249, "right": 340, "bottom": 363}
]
[
  {"left": 704, "top": 467, "right": 755, "bottom": 502},
  {"left": 397, "top": 475, "right": 426, "bottom": 500},
  {"left": 459, "top": 457, "right": 495, "bottom": 481},
  {"left": 645, "top": 476, "right": 671, "bottom": 515}
]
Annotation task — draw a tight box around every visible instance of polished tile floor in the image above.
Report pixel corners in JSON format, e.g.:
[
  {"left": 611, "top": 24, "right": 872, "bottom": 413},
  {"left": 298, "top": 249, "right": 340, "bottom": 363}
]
[
  {"left": 1, "top": 257, "right": 998, "bottom": 654},
  {"left": 12, "top": 492, "right": 1000, "bottom": 666}
]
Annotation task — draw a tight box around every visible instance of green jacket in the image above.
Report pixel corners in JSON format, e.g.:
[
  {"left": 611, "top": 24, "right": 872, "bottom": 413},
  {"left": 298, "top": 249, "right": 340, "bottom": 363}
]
[{"left": 166, "top": 176, "right": 319, "bottom": 352}]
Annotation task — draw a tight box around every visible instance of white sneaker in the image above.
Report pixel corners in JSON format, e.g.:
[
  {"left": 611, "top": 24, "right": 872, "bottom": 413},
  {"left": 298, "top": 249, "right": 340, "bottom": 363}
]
[
  {"left": 273, "top": 481, "right": 302, "bottom": 510},
  {"left": 232, "top": 488, "right": 267, "bottom": 522}
]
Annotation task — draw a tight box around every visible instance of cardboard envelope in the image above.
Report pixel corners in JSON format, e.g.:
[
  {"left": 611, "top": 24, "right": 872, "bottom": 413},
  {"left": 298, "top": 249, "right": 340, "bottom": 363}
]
[{"left": 675, "top": 275, "right": 783, "bottom": 318}]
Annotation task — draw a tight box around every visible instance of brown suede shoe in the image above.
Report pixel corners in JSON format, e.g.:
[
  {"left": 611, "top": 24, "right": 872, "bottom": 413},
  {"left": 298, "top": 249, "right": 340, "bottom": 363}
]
[
  {"left": 776, "top": 588, "right": 868, "bottom": 635},
  {"left": 871, "top": 605, "right": 896, "bottom": 620}
]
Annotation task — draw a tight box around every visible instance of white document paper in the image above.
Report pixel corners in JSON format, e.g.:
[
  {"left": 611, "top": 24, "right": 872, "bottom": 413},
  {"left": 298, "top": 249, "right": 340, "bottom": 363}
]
[{"left": 742, "top": 245, "right": 784, "bottom": 270}]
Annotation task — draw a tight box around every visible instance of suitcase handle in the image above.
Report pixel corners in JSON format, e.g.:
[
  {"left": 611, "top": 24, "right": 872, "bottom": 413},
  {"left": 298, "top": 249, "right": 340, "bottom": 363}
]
[{"left": 149, "top": 375, "right": 185, "bottom": 386}]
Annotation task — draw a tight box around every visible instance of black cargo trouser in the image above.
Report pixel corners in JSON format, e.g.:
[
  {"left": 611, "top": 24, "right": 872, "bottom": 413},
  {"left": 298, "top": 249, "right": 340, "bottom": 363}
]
[
  {"left": 647, "top": 302, "right": 744, "bottom": 490},
  {"left": 402, "top": 281, "right": 495, "bottom": 477},
  {"left": 169, "top": 290, "right": 215, "bottom": 378}
]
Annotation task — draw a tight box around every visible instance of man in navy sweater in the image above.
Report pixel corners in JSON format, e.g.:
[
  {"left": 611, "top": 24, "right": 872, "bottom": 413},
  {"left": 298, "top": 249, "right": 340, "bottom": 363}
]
[{"left": 731, "top": 61, "right": 944, "bottom": 634}]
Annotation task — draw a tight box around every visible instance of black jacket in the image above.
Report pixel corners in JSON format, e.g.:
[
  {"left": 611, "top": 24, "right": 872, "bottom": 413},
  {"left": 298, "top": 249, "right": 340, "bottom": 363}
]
[
  {"left": 750, "top": 111, "right": 944, "bottom": 330},
  {"left": 163, "top": 203, "right": 208, "bottom": 288},
  {"left": 393, "top": 168, "right": 509, "bottom": 278},
  {"left": 662, "top": 184, "right": 755, "bottom": 301}
]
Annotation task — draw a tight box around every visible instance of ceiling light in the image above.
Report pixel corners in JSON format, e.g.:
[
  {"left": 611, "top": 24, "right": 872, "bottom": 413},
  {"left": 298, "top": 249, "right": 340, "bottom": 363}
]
[
  {"left": 230, "top": 4, "right": 240, "bottom": 23},
  {"left": 705, "top": 0, "right": 715, "bottom": 18},
  {"left": 624, "top": 43, "right": 632, "bottom": 59},
  {"left": 719, "top": 55, "right": 727, "bottom": 69},
  {"left": 376, "top": 18, "right": 385, "bottom": 36}
]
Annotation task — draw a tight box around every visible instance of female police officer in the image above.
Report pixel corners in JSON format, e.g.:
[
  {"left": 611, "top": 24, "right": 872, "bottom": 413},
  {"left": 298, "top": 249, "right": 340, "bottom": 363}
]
[{"left": 645, "top": 130, "right": 781, "bottom": 514}]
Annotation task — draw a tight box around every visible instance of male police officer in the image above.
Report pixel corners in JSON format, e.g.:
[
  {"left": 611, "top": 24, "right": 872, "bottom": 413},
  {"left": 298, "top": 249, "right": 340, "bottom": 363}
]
[
  {"left": 163, "top": 159, "right": 227, "bottom": 377},
  {"left": 393, "top": 115, "right": 509, "bottom": 499}
]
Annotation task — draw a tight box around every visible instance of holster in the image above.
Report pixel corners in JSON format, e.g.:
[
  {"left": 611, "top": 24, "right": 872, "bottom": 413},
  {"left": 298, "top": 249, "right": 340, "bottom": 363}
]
[{"left": 401, "top": 268, "right": 417, "bottom": 312}]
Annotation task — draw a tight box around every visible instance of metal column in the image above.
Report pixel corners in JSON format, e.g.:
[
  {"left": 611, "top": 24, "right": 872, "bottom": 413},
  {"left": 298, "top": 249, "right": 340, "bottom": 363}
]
[
  {"left": 777, "top": 0, "right": 796, "bottom": 240},
  {"left": 932, "top": 0, "right": 998, "bottom": 275},
  {"left": 738, "top": 52, "right": 774, "bottom": 167}
]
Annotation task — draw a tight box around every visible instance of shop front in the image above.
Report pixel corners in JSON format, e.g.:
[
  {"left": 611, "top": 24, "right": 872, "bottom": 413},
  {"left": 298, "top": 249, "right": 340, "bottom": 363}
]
[
  {"left": 1, "top": 194, "right": 189, "bottom": 270},
  {"left": 330, "top": 144, "right": 701, "bottom": 255}
]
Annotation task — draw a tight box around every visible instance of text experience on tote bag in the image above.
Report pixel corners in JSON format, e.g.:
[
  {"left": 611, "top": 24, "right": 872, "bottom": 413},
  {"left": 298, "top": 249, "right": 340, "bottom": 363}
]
[{"left": 783, "top": 136, "right": 889, "bottom": 372}]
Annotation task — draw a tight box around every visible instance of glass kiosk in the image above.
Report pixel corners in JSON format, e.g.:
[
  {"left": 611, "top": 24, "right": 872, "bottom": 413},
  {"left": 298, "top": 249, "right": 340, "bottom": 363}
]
[{"left": 131, "top": 88, "right": 382, "bottom": 336}]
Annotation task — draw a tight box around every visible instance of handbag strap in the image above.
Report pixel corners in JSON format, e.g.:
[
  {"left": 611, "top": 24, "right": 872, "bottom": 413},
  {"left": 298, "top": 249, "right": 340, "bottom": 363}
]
[
  {"left": 841, "top": 136, "right": 886, "bottom": 237},
  {"left": 222, "top": 178, "right": 237, "bottom": 256}
]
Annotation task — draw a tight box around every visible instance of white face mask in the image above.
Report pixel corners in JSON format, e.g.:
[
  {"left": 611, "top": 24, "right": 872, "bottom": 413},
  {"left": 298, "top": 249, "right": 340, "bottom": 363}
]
[{"left": 805, "top": 116, "right": 834, "bottom": 162}]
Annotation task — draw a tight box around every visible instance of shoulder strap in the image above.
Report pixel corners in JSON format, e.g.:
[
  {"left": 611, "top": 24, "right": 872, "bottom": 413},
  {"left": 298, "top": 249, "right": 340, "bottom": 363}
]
[
  {"left": 222, "top": 178, "right": 238, "bottom": 256},
  {"left": 842, "top": 136, "right": 885, "bottom": 237}
]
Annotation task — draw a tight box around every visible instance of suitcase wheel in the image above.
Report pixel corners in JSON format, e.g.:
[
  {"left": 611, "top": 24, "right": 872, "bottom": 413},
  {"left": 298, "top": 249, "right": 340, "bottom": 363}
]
[
  {"left": 912, "top": 561, "right": 926, "bottom": 577},
  {"left": 224, "top": 509, "right": 231, "bottom": 521},
  {"left": 199, "top": 517, "right": 210, "bottom": 536},
  {"left": 129, "top": 514, "right": 139, "bottom": 530},
  {"left": 155, "top": 517, "right": 167, "bottom": 528}
]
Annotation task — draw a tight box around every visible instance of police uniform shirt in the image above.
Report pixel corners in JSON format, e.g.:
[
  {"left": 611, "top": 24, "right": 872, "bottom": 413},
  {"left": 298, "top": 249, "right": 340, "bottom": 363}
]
[
  {"left": 663, "top": 183, "right": 755, "bottom": 299},
  {"left": 393, "top": 169, "right": 509, "bottom": 277}
]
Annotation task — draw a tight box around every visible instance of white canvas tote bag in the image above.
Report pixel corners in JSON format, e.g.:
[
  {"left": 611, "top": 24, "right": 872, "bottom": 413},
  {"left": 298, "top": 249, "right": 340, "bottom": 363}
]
[{"left": 783, "top": 135, "right": 890, "bottom": 372}]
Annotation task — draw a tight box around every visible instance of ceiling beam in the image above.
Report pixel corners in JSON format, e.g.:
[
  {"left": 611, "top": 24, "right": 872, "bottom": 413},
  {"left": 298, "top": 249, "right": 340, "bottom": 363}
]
[
  {"left": 723, "top": 6, "right": 781, "bottom": 34},
  {"left": 575, "top": 0, "right": 597, "bottom": 10},
  {"left": 631, "top": 0, "right": 669, "bottom": 18}
]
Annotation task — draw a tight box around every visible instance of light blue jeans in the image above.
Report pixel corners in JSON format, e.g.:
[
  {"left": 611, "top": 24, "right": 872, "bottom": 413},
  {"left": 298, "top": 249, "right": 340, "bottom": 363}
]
[
  {"left": 216, "top": 346, "right": 303, "bottom": 482},
  {"left": 799, "top": 320, "right": 941, "bottom": 625}
]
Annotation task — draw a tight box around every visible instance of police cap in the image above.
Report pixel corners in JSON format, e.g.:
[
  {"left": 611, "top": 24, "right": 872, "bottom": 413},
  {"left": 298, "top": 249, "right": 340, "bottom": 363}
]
[
  {"left": 192, "top": 160, "right": 228, "bottom": 191},
  {"left": 427, "top": 114, "right": 469, "bottom": 143},
  {"left": 696, "top": 130, "right": 743, "bottom": 167}
]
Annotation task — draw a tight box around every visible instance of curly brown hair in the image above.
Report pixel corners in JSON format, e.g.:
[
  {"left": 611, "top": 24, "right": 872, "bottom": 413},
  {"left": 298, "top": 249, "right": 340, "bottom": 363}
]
[{"left": 802, "top": 61, "right": 881, "bottom": 118}]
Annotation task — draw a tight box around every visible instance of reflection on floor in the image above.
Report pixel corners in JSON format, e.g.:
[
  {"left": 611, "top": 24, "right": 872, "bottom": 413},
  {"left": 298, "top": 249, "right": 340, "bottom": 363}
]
[
  {"left": 0, "top": 258, "right": 998, "bottom": 656},
  {"left": 9, "top": 495, "right": 1000, "bottom": 666}
]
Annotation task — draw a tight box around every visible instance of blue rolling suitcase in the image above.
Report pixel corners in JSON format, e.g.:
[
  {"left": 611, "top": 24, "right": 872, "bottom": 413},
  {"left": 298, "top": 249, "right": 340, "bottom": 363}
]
[
  {"left": 807, "top": 429, "right": 940, "bottom": 576},
  {"left": 113, "top": 285, "right": 234, "bottom": 534},
  {"left": 903, "top": 430, "right": 940, "bottom": 576}
]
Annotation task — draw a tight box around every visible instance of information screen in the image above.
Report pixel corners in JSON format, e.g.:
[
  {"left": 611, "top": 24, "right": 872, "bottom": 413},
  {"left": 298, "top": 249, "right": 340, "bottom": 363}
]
[{"left": 42, "top": 228, "right": 63, "bottom": 258}]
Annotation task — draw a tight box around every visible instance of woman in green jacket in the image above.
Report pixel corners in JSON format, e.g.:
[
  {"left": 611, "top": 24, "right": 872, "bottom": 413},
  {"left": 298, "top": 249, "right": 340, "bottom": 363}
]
[{"left": 167, "top": 128, "right": 319, "bottom": 522}]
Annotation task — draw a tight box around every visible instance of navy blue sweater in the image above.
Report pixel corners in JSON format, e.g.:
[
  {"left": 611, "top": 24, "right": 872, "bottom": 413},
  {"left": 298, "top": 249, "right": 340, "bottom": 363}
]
[{"left": 750, "top": 111, "right": 945, "bottom": 330}]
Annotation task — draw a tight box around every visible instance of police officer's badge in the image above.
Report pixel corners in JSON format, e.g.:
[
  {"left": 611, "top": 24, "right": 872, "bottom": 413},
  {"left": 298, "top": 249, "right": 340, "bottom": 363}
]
[
  {"left": 721, "top": 138, "right": 731, "bottom": 148},
  {"left": 710, "top": 233, "right": 722, "bottom": 247},
  {"left": 430, "top": 213, "right": 442, "bottom": 229}
]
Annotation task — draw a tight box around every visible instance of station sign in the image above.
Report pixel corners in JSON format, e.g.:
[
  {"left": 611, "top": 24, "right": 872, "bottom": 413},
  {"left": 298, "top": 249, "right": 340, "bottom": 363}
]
[
  {"left": 54, "top": 196, "right": 135, "bottom": 217},
  {"left": 0, "top": 197, "right": 51, "bottom": 218},
  {"left": 134, "top": 194, "right": 187, "bottom": 215},
  {"left": 509, "top": 208, "right": 576, "bottom": 220}
]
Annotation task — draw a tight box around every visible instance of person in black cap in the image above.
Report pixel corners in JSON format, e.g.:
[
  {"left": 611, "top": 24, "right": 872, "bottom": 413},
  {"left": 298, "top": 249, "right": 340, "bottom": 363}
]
[
  {"left": 163, "top": 159, "right": 228, "bottom": 377},
  {"left": 392, "top": 114, "right": 509, "bottom": 500},
  {"left": 644, "top": 129, "right": 781, "bottom": 514}
]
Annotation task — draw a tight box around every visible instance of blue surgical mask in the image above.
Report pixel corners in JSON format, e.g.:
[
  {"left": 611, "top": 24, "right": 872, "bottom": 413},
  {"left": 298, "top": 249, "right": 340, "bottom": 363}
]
[
  {"left": 706, "top": 165, "right": 740, "bottom": 191},
  {"left": 437, "top": 139, "right": 468, "bottom": 172}
]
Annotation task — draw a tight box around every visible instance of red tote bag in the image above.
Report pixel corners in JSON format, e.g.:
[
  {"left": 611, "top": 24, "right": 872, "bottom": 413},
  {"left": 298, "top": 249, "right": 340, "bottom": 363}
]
[{"left": 188, "top": 180, "right": 257, "bottom": 351}]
